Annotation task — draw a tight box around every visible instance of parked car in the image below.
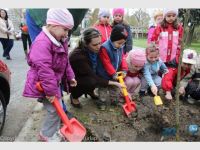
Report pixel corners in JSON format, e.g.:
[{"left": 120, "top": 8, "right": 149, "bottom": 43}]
[{"left": 0, "top": 59, "right": 11, "bottom": 135}]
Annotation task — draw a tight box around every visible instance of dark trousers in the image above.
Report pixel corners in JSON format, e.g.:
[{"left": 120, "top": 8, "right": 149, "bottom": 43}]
[
  {"left": 0, "top": 38, "right": 14, "bottom": 57},
  {"left": 21, "top": 33, "right": 32, "bottom": 53},
  {"left": 185, "top": 80, "right": 200, "bottom": 100},
  {"left": 70, "top": 77, "right": 96, "bottom": 99}
]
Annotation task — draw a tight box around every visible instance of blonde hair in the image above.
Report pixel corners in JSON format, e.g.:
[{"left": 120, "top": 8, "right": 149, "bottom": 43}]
[{"left": 153, "top": 10, "right": 163, "bottom": 21}]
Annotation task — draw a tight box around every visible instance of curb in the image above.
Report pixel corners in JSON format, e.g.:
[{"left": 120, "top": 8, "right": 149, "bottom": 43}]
[{"left": 14, "top": 103, "right": 44, "bottom": 142}]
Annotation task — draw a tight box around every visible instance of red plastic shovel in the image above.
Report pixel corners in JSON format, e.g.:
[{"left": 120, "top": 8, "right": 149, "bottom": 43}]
[
  {"left": 36, "top": 82, "right": 86, "bottom": 142},
  {"left": 117, "top": 72, "right": 137, "bottom": 117}
]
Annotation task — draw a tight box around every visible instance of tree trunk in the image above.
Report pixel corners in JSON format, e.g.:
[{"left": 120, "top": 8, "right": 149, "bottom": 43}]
[
  {"left": 186, "top": 24, "right": 195, "bottom": 46},
  {"left": 183, "top": 9, "right": 190, "bottom": 43}
]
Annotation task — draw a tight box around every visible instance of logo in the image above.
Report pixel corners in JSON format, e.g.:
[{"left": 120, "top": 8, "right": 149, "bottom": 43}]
[
  {"left": 122, "top": 29, "right": 128, "bottom": 37},
  {"left": 187, "top": 53, "right": 193, "bottom": 59}
]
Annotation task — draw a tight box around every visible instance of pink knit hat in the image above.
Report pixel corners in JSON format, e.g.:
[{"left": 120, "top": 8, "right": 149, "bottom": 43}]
[
  {"left": 128, "top": 49, "right": 146, "bottom": 66},
  {"left": 163, "top": 8, "right": 178, "bottom": 17},
  {"left": 46, "top": 8, "right": 74, "bottom": 30},
  {"left": 112, "top": 8, "right": 125, "bottom": 16}
]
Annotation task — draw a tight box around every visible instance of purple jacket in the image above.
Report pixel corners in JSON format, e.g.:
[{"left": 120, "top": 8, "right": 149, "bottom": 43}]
[{"left": 23, "top": 27, "right": 75, "bottom": 99}]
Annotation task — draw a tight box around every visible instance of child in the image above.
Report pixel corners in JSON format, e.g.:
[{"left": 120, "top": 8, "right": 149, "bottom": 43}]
[
  {"left": 112, "top": 8, "right": 133, "bottom": 54},
  {"left": 140, "top": 44, "right": 168, "bottom": 97},
  {"left": 20, "top": 10, "right": 32, "bottom": 59},
  {"left": 179, "top": 52, "right": 199, "bottom": 104},
  {"left": 147, "top": 10, "right": 163, "bottom": 44},
  {"left": 23, "top": 9, "right": 77, "bottom": 142},
  {"left": 124, "top": 49, "right": 146, "bottom": 99},
  {"left": 96, "top": 24, "right": 128, "bottom": 110},
  {"left": 162, "top": 49, "right": 197, "bottom": 101},
  {"left": 151, "top": 9, "right": 183, "bottom": 63},
  {"left": 94, "top": 9, "right": 112, "bottom": 44}
]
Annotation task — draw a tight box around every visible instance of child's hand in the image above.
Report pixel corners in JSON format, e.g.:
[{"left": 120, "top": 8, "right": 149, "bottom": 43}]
[
  {"left": 121, "top": 71, "right": 127, "bottom": 78},
  {"left": 112, "top": 73, "right": 118, "bottom": 81},
  {"left": 114, "top": 82, "right": 126, "bottom": 90},
  {"left": 46, "top": 95, "right": 56, "bottom": 103},
  {"left": 179, "top": 86, "right": 185, "bottom": 95},
  {"left": 151, "top": 84, "right": 158, "bottom": 96},
  {"left": 69, "top": 78, "right": 77, "bottom": 87}
]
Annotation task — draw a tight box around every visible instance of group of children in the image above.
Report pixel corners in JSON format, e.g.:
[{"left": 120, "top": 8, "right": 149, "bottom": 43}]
[{"left": 22, "top": 8, "right": 200, "bottom": 142}]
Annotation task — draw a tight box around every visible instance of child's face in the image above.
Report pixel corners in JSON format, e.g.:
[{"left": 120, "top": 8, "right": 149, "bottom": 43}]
[
  {"left": 49, "top": 25, "right": 69, "bottom": 41},
  {"left": 132, "top": 65, "right": 143, "bottom": 71},
  {"left": 181, "top": 63, "right": 192, "bottom": 71},
  {"left": 113, "top": 14, "right": 123, "bottom": 23},
  {"left": 147, "top": 51, "right": 159, "bottom": 63},
  {"left": 165, "top": 13, "right": 177, "bottom": 24},
  {"left": 100, "top": 16, "right": 110, "bottom": 25},
  {"left": 155, "top": 15, "right": 163, "bottom": 25},
  {"left": 87, "top": 36, "right": 102, "bottom": 53},
  {"left": 113, "top": 39, "right": 126, "bottom": 49}
]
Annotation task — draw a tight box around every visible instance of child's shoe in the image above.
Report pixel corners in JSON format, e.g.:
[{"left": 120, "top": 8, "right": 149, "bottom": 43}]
[{"left": 39, "top": 130, "right": 64, "bottom": 142}]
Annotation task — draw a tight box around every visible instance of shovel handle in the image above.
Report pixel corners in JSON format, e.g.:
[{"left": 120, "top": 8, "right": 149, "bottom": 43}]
[
  {"left": 117, "top": 72, "right": 128, "bottom": 96},
  {"left": 117, "top": 72, "right": 133, "bottom": 108},
  {"left": 35, "top": 82, "right": 73, "bottom": 133}
]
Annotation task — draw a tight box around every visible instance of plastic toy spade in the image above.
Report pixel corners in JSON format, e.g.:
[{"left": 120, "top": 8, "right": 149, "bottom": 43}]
[
  {"left": 36, "top": 82, "right": 86, "bottom": 142},
  {"left": 154, "top": 96, "right": 163, "bottom": 106},
  {"left": 117, "top": 72, "right": 137, "bottom": 117}
]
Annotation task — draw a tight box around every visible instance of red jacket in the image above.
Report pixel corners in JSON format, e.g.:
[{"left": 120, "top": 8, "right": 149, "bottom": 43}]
[
  {"left": 162, "top": 57, "right": 190, "bottom": 92},
  {"left": 94, "top": 23, "right": 112, "bottom": 43},
  {"left": 99, "top": 47, "right": 128, "bottom": 76}
]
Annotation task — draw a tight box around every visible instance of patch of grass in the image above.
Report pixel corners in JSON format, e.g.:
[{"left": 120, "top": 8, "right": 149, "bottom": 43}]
[
  {"left": 133, "top": 38, "right": 200, "bottom": 54},
  {"left": 185, "top": 42, "right": 200, "bottom": 54},
  {"left": 133, "top": 38, "right": 147, "bottom": 48}
]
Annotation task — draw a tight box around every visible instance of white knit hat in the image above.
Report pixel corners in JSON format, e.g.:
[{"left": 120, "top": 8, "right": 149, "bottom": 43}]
[
  {"left": 46, "top": 8, "right": 74, "bottom": 30},
  {"left": 163, "top": 8, "right": 178, "bottom": 17},
  {"left": 182, "top": 49, "right": 197, "bottom": 65},
  {"left": 98, "top": 8, "right": 110, "bottom": 19}
]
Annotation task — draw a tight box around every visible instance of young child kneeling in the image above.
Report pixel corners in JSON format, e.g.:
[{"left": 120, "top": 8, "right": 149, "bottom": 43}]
[
  {"left": 96, "top": 24, "right": 128, "bottom": 110},
  {"left": 139, "top": 44, "right": 168, "bottom": 97},
  {"left": 124, "top": 49, "right": 146, "bottom": 99},
  {"left": 179, "top": 50, "right": 199, "bottom": 104},
  {"left": 162, "top": 49, "right": 197, "bottom": 101}
]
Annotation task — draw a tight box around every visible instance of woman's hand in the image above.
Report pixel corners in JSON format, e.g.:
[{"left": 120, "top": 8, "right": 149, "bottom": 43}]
[{"left": 69, "top": 78, "right": 77, "bottom": 87}]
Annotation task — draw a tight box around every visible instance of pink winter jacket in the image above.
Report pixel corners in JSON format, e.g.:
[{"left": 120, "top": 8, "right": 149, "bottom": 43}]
[
  {"left": 147, "top": 26, "right": 155, "bottom": 44},
  {"left": 23, "top": 28, "right": 75, "bottom": 99},
  {"left": 151, "top": 24, "right": 183, "bottom": 62}
]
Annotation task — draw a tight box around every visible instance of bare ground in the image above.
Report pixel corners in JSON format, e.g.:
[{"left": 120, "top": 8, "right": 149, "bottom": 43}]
[{"left": 15, "top": 91, "right": 200, "bottom": 142}]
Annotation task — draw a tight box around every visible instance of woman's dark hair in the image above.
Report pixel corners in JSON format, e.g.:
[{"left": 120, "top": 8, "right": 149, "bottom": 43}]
[
  {"left": 76, "top": 27, "right": 101, "bottom": 49},
  {"left": 0, "top": 9, "right": 8, "bottom": 20},
  {"left": 160, "top": 18, "right": 179, "bottom": 29}
]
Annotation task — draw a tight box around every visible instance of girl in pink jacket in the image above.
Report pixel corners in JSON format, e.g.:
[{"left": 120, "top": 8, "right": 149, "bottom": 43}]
[
  {"left": 23, "top": 9, "right": 77, "bottom": 142},
  {"left": 147, "top": 10, "right": 163, "bottom": 44},
  {"left": 151, "top": 9, "right": 183, "bottom": 63}
]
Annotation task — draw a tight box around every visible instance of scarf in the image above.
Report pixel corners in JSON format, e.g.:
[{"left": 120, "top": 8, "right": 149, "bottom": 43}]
[{"left": 87, "top": 49, "right": 98, "bottom": 74}]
